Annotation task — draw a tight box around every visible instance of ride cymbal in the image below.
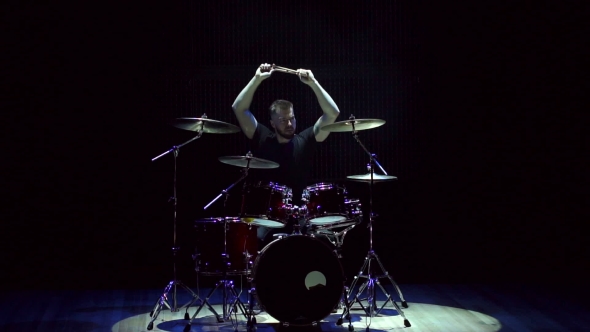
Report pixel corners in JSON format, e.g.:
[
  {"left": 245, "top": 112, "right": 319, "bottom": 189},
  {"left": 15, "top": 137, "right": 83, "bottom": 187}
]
[
  {"left": 346, "top": 173, "right": 397, "bottom": 182},
  {"left": 321, "top": 119, "right": 385, "bottom": 132},
  {"left": 219, "top": 155, "right": 279, "bottom": 169},
  {"left": 170, "top": 117, "right": 241, "bottom": 134}
]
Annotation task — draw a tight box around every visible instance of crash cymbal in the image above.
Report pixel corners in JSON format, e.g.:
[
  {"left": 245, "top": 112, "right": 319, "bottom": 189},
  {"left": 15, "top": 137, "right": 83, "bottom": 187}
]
[
  {"left": 347, "top": 173, "right": 397, "bottom": 182},
  {"left": 170, "top": 117, "right": 241, "bottom": 134},
  {"left": 321, "top": 119, "right": 385, "bottom": 132},
  {"left": 219, "top": 155, "right": 279, "bottom": 169}
]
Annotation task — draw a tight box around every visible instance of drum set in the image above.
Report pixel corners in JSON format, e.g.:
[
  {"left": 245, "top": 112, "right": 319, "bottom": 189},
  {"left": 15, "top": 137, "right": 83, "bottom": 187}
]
[{"left": 147, "top": 114, "right": 411, "bottom": 331}]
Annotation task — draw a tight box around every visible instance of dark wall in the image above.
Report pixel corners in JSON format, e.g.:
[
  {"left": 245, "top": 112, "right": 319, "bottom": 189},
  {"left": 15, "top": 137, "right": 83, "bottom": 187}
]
[{"left": 2, "top": 1, "right": 585, "bottom": 290}]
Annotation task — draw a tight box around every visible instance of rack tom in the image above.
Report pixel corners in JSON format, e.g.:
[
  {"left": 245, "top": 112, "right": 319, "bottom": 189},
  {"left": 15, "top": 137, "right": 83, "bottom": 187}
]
[{"left": 240, "top": 181, "right": 293, "bottom": 228}]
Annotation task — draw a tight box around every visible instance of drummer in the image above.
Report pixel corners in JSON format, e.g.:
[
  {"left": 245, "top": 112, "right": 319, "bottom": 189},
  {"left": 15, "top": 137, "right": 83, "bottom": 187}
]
[{"left": 231, "top": 63, "right": 341, "bottom": 245}]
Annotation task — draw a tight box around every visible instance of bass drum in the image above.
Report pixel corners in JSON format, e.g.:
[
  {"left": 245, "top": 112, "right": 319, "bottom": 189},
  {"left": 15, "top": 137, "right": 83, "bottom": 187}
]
[{"left": 252, "top": 235, "right": 345, "bottom": 326}]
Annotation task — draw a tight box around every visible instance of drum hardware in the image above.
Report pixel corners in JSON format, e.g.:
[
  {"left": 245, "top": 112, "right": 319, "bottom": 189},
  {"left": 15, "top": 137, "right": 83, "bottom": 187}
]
[
  {"left": 291, "top": 204, "right": 307, "bottom": 218},
  {"left": 309, "top": 216, "right": 360, "bottom": 313},
  {"left": 203, "top": 155, "right": 253, "bottom": 210},
  {"left": 291, "top": 219, "right": 303, "bottom": 235},
  {"left": 288, "top": 205, "right": 309, "bottom": 236},
  {"left": 148, "top": 114, "right": 239, "bottom": 330},
  {"left": 185, "top": 154, "right": 260, "bottom": 331},
  {"left": 310, "top": 216, "right": 361, "bottom": 258},
  {"left": 245, "top": 285, "right": 260, "bottom": 331},
  {"left": 323, "top": 115, "right": 411, "bottom": 329},
  {"left": 185, "top": 278, "right": 251, "bottom": 332}
]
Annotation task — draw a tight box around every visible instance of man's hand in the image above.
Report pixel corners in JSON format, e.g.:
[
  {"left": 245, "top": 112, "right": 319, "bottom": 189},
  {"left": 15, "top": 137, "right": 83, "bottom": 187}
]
[
  {"left": 256, "top": 63, "right": 274, "bottom": 81},
  {"left": 297, "top": 69, "right": 316, "bottom": 85}
]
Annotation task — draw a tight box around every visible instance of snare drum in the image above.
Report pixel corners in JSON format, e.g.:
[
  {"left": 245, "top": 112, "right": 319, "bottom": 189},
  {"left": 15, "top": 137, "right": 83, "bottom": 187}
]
[
  {"left": 194, "top": 217, "right": 258, "bottom": 276},
  {"left": 241, "top": 181, "right": 293, "bottom": 228},
  {"left": 252, "top": 235, "right": 345, "bottom": 326},
  {"left": 302, "top": 182, "right": 350, "bottom": 226}
]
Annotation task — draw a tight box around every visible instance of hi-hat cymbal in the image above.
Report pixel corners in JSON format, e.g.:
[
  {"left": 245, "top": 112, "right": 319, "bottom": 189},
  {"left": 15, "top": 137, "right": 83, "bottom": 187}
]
[
  {"left": 321, "top": 119, "right": 385, "bottom": 132},
  {"left": 170, "top": 117, "right": 241, "bottom": 134},
  {"left": 347, "top": 173, "right": 397, "bottom": 182},
  {"left": 219, "top": 155, "right": 279, "bottom": 169}
]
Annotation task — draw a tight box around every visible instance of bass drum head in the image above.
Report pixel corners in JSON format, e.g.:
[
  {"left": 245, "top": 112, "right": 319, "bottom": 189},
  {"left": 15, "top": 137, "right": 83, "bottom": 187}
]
[{"left": 253, "top": 235, "right": 345, "bottom": 325}]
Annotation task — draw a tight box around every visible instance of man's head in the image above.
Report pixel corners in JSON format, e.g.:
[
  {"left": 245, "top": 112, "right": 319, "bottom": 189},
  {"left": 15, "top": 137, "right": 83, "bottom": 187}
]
[{"left": 269, "top": 99, "right": 296, "bottom": 141}]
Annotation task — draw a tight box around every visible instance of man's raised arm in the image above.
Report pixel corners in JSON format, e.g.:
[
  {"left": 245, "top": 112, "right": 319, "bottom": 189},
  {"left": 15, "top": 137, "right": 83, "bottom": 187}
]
[
  {"left": 297, "top": 69, "right": 340, "bottom": 142},
  {"left": 232, "top": 64, "right": 274, "bottom": 139}
]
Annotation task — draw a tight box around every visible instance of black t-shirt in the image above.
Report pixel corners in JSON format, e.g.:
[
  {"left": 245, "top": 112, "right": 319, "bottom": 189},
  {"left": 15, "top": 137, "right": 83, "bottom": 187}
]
[{"left": 247, "top": 123, "right": 317, "bottom": 205}]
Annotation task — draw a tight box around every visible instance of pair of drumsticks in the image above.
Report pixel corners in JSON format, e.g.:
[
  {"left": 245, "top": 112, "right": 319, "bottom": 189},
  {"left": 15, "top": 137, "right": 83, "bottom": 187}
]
[{"left": 264, "top": 64, "right": 309, "bottom": 78}]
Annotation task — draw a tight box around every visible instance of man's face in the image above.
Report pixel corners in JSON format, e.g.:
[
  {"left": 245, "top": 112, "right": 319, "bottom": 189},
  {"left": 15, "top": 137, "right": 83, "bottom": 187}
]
[{"left": 271, "top": 107, "right": 296, "bottom": 140}]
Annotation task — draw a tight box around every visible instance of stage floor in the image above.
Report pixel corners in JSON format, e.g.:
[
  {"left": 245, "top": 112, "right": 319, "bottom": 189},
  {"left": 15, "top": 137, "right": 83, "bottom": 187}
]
[{"left": 0, "top": 283, "right": 587, "bottom": 332}]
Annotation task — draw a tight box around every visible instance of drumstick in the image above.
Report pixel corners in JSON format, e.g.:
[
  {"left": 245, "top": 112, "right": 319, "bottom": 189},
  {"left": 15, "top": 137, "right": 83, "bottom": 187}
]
[
  {"left": 273, "top": 65, "right": 298, "bottom": 74},
  {"left": 272, "top": 64, "right": 309, "bottom": 78}
]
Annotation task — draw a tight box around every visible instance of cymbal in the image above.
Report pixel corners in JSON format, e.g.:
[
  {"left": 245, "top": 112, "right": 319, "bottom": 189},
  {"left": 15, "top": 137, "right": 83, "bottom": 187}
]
[
  {"left": 321, "top": 119, "right": 385, "bottom": 132},
  {"left": 219, "top": 155, "right": 279, "bottom": 169},
  {"left": 195, "top": 217, "right": 242, "bottom": 223},
  {"left": 170, "top": 117, "right": 241, "bottom": 134},
  {"left": 347, "top": 173, "right": 397, "bottom": 182}
]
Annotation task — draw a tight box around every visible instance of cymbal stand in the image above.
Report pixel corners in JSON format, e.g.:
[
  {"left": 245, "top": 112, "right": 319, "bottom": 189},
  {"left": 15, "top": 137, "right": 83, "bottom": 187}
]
[
  {"left": 147, "top": 128, "right": 204, "bottom": 331},
  {"left": 337, "top": 115, "right": 411, "bottom": 330},
  {"left": 185, "top": 157, "right": 255, "bottom": 332}
]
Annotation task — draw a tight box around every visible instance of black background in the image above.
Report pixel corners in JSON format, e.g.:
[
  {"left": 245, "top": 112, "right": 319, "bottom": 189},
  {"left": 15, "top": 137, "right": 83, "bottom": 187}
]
[{"left": 2, "top": 1, "right": 586, "bottom": 291}]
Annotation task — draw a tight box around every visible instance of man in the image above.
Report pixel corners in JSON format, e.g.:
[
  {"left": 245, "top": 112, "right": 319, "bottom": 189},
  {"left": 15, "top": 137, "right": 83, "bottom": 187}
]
[{"left": 232, "top": 63, "right": 340, "bottom": 245}]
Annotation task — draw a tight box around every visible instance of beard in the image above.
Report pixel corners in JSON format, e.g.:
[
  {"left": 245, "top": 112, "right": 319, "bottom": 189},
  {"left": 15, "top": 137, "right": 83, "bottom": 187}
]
[{"left": 276, "top": 127, "right": 295, "bottom": 140}]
